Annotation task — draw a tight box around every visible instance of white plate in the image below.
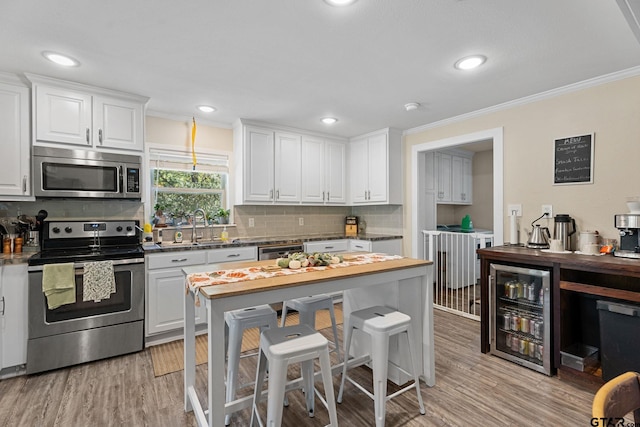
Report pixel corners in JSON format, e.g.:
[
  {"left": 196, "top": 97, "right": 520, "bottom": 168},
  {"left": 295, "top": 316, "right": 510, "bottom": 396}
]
[
  {"left": 541, "top": 249, "right": 572, "bottom": 254},
  {"left": 574, "top": 250, "right": 605, "bottom": 256}
]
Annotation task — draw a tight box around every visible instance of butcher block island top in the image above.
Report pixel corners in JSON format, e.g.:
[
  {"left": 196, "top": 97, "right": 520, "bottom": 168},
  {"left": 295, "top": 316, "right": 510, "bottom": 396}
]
[
  {"left": 183, "top": 253, "right": 431, "bottom": 300},
  {"left": 182, "top": 253, "right": 434, "bottom": 427}
]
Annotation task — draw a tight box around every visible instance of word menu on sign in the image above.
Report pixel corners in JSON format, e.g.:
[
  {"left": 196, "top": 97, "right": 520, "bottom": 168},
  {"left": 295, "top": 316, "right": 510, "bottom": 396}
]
[{"left": 553, "top": 134, "right": 594, "bottom": 184}]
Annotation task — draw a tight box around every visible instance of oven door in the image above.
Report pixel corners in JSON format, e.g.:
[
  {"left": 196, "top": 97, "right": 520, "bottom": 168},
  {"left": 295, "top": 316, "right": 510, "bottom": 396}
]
[{"left": 28, "top": 259, "right": 144, "bottom": 339}]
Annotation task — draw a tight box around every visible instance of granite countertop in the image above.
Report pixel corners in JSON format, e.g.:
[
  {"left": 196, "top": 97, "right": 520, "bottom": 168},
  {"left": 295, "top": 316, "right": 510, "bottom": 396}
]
[
  {"left": 143, "top": 233, "right": 402, "bottom": 253},
  {"left": 1, "top": 251, "right": 37, "bottom": 265},
  {"left": 1, "top": 234, "right": 403, "bottom": 262}
]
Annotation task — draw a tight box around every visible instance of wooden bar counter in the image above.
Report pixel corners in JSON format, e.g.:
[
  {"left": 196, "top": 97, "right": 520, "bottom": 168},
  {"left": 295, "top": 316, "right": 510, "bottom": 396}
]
[
  {"left": 478, "top": 245, "right": 640, "bottom": 389},
  {"left": 182, "top": 255, "right": 434, "bottom": 427}
]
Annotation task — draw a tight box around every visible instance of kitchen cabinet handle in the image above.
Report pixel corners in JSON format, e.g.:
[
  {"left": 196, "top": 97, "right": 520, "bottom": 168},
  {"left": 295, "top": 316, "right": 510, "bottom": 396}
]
[
  {"left": 327, "top": 191, "right": 329, "bottom": 200},
  {"left": 324, "top": 246, "right": 334, "bottom": 250},
  {"left": 354, "top": 245, "right": 364, "bottom": 249},
  {"left": 322, "top": 191, "right": 325, "bottom": 201},
  {"left": 171, "top": 258, "right": 188, "bottom": 263},
  {"left": 98, "top": 129, "right": 103, "bottom": 144},
  {"left": 22, "top": 175, "right": 27, "bottom": 193},
  {"left": 86, "top": 128, "right": 90, "bottom": 144},
  {"left": 0, "top": 296, "right": 4, "bottom": 316},
  {"left": 276, "top": 190, "right": 279, "bottom": 200},
  {"left": 270, "top": 189, "right": 274, "bottom": 199},
  {"left": 367, "top": 190, "right": 371, "bottom": 200},
  {"left": 227, "top": 254, "right": 240, "bottom": 258}
]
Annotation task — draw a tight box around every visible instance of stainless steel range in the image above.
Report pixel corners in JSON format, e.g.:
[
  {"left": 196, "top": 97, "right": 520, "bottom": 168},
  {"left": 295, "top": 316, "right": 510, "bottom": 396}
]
[{"left": 27, "top": 220, "right": 144, "bottom": 374}]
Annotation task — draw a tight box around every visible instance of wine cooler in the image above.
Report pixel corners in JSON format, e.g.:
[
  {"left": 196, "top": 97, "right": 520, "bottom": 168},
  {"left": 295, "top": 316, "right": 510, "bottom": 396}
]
[{"left": 489, "top": 263, "right": 552, "bottom": 375}]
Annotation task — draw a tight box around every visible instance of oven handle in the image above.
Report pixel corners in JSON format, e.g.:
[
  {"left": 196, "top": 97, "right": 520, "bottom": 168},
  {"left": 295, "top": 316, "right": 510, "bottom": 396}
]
[{"left": 28, "top": 257, "right": 144, "bottom": 272}]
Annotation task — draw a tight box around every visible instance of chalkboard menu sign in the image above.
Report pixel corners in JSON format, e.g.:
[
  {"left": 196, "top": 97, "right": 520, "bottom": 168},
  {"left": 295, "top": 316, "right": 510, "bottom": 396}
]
[{"left": 553, "top": 134, "right": 594, "bottom": 185}]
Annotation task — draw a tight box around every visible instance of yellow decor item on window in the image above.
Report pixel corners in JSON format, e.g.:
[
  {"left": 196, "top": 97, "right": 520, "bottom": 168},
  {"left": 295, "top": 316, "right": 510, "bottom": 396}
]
[{"left": 191, "top": 117, "right": 197, "bottom": 171}]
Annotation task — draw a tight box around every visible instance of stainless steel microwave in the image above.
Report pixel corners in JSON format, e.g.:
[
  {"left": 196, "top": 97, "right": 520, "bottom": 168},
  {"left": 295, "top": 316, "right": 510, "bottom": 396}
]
[{"left": 33, "top": 146, "right": 142, "bottom": 199}]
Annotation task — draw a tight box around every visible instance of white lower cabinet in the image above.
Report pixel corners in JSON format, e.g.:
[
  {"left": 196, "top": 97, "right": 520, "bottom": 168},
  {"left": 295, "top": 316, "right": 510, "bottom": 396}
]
[
  {"left": 0, "top": 264, "right": 28, "bottom": 371},
  {"left": 146, "top": 247, "right": 258, "bottom": 339},
  {"left": 146, "top": 251, "right": 208, "bottom": 336}
]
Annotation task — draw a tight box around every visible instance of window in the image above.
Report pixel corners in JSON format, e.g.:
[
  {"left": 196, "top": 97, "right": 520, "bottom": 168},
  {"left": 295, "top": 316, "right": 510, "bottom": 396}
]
[{"left": 149, "top": 148, "right": 229, "bottom": 225}]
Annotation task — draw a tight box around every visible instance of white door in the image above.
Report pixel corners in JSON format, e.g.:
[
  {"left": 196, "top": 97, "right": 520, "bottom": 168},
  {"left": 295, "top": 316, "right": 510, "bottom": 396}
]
[
  {"left": 93, "top": 96, "right": 144, "bottom": 151},
  {"left": 148, "top": 269, "right": 206, "bottom": 335},
  {"left": 325, "top": 140, "right": 346, "bottom": 204},
  {"left": 1, "top": 264, "right": 28, "bottom": 369},
  {"left": 35, "top": 85, "right": 92, "bottom": 146},
  {"left": 274, "top": 132, "right": 301, "bottom": 203},
  {"left": 436, "top": 152, "right": 452, "bottom": 202},
  {"left": 350, "top": 138, "right": 369, "bottom": 203},
  {"left": 0, "top": 82, "right": 30, "bottom": 197},
  {"left": 301, "top": 136, "right": 325, "bottom": 203},
  {"left": 367, "top": 133, "right": 388, "bottom": 202},
  {"left": 244, "top": 126, "right": 275, "bottom": 202}
]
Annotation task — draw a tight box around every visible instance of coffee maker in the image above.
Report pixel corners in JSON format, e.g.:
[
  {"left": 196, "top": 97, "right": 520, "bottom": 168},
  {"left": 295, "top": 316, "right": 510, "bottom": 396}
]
[{"left": 614, "top": 214, "right": 640, "bottom": 259}]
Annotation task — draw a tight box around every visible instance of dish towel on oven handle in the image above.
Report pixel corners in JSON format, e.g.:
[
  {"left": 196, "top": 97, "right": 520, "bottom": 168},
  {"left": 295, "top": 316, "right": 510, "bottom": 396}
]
[
  {"left": 42, "top": 262, "right": 76, "bottom": 309},
  {"left": 83, "top": 261, "right": 116, "bottom": 302}
]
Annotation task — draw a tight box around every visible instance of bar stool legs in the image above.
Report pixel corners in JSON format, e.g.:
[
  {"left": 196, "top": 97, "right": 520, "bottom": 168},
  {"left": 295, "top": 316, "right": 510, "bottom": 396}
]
[
  {"left": 224, "top": 305, "right": 278, "bottom": 426},
  {"left": 251, "top": 324, "right": 338, "bottom": 427},
  {"left": 337, "top": 306, "right": 425, "bottom": 427}
]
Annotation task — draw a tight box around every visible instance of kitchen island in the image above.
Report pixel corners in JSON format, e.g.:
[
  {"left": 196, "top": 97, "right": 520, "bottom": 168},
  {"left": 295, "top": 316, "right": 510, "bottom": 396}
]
[{"left": 182, "top": 255, "right": 433, "bottom": 427}]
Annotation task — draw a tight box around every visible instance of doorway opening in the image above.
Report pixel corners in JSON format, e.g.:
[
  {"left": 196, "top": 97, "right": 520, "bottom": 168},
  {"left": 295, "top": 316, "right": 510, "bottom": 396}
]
[{"left": 410, "top": 128, "right": 504, "bottom": 319}]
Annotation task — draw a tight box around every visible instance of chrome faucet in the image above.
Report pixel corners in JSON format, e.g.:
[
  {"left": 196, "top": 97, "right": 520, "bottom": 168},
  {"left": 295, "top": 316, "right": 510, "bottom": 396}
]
[{"left": 192, "top": 208, "right": 207, "bottom": 243}]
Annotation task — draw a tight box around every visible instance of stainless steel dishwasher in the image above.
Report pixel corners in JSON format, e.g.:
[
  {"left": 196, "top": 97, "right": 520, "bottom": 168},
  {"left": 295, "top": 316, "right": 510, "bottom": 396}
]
[
  {"left": 258, "top": 242, "right": 304, "bottom": 313},
  {"left": 257, "top": 242, "right": 304, "bottom": 260}
]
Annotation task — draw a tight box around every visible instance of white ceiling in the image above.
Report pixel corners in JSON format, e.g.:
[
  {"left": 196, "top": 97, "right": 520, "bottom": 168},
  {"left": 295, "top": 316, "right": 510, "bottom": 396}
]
[{"left": 1, "top": 0, "right": 639, "bottom": 138}]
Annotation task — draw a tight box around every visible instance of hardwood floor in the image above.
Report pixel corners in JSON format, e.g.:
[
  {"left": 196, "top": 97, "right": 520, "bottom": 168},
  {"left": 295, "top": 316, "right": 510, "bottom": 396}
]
[{"left": 0, "top": 309, "right": 595, "bottom": 426}]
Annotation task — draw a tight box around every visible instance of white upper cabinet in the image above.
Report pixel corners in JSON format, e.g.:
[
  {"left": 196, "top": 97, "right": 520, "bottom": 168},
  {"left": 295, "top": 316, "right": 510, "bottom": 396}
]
[
  {"left": 27, "top": 74, "right": 147, "bottom": 153},
  {"left": 435, "top": 149, "right": 473, "bottom": 205},
  {"left": 236, "top": 125, "right": 301, "bottom": 204},
  {"left": 274, "top": 131, "right": 301, "bottom": 203},
  {"left": 234, "top": 120, "right": 346, "bottom": 205},
  {"left": 0, "top": 75, "right": 31, "bottom": 199},
  {"left": 349, "top": 128, "right": 402, "bottom": 205},
  {"left": 301, "top": 136, "right": 346, "bottom": 204}
]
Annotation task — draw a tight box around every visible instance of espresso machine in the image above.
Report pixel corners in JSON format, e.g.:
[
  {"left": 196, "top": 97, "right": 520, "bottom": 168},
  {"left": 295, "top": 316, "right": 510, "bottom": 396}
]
[{"left": 614, "top": 214, "right": 640, "bottom": 259}]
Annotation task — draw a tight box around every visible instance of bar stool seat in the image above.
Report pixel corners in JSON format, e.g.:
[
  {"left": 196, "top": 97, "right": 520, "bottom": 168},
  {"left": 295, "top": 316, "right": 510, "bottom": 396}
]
[
  {"left": 224, "top": 305, "right": 278, "bottom": 426},
  {"left": 337, "top": 305, "right": 425, "bottom": 427},
  {"left": 251, "top": 324, "right": 338, "bottom": 427},
  {"left": 281, "top": 295, "right": 341, "bottom": 362}
]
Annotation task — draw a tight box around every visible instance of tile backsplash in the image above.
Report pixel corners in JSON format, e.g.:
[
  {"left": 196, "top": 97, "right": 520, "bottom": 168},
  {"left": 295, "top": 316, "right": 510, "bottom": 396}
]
[{"left": 0, "top": 200, "right": 403, "bottom": 238}]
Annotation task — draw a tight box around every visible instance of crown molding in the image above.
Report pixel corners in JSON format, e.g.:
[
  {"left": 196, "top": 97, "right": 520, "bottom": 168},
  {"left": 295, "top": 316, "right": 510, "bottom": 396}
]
[{"left": 404, "top": 66, "right": 640, "bottom": 136}]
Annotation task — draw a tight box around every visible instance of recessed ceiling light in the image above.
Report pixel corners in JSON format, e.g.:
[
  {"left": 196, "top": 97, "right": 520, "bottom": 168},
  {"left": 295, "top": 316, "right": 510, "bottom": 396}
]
[
  {"left": 321, "top": 117, "right": 338, "bottom": 125},
  {"left": 197, "top": 105, "right": 216, "bottom": 113},
  {"left": 42, "top": 51, "right": 79, "bottom": 67},
  {"left": 324, "top": 0, "right": 357, "bottom": 6},
  {"left": 454, "top": 55, "right": 486, "bottom": 70},
  {"left": 404, "top": 102, "right": 420, "bottom": 111}
]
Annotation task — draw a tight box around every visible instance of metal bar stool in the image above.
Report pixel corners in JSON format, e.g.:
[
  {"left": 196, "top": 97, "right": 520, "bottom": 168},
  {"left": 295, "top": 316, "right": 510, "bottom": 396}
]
[
  {"left": 337, "top": 305, "right": 425, "bottom": 427},
  {"left": 250, "top": 324, "right": 338, "bottom": 427},
  {"left": 281, "top": 295, "right": 342, "bottom": 362},
  {"left": 225, "top": 305, "right": 278, "bottom": 426}
]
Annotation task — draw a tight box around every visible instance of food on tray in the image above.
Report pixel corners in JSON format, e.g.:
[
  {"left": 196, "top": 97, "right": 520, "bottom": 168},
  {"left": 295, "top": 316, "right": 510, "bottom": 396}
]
[{"left": 276, "top": 252, "right": 344, "bottom": 269}]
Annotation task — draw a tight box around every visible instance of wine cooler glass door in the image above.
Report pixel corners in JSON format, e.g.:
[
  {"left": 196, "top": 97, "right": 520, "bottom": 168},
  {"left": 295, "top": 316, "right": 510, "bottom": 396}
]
[{"left": 490, "top": 263, "right": 551, "bottom": 375}]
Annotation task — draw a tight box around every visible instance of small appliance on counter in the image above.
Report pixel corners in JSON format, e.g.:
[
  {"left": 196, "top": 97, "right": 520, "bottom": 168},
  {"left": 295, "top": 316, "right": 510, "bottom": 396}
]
[
  {"left": 553, "top": 214, "right": 576, "bottom": 251},
  {"left": 345, "top": 216, "right": 358, "bottom": 236},
  {"left": 527, "top": 213, "right": 550, "bottom": 249},
  {"left": 614, "top": 214, "right": 640, "bottom": 259}
]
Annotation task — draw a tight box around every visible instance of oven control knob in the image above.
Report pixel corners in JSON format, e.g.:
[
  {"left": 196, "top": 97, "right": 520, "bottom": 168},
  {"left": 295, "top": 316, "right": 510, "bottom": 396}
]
[
  {"left": 65, "top": 227, "right": 72, "bottom": 233},
  {"left": 52, "top": 227, "right": 60, "bottom": 234},
  {"left": 126, "top": 226, "right": 133, "bottom": 232},
  {"left": 116, "top": 226, "right": 123, "bottom": 232}
]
